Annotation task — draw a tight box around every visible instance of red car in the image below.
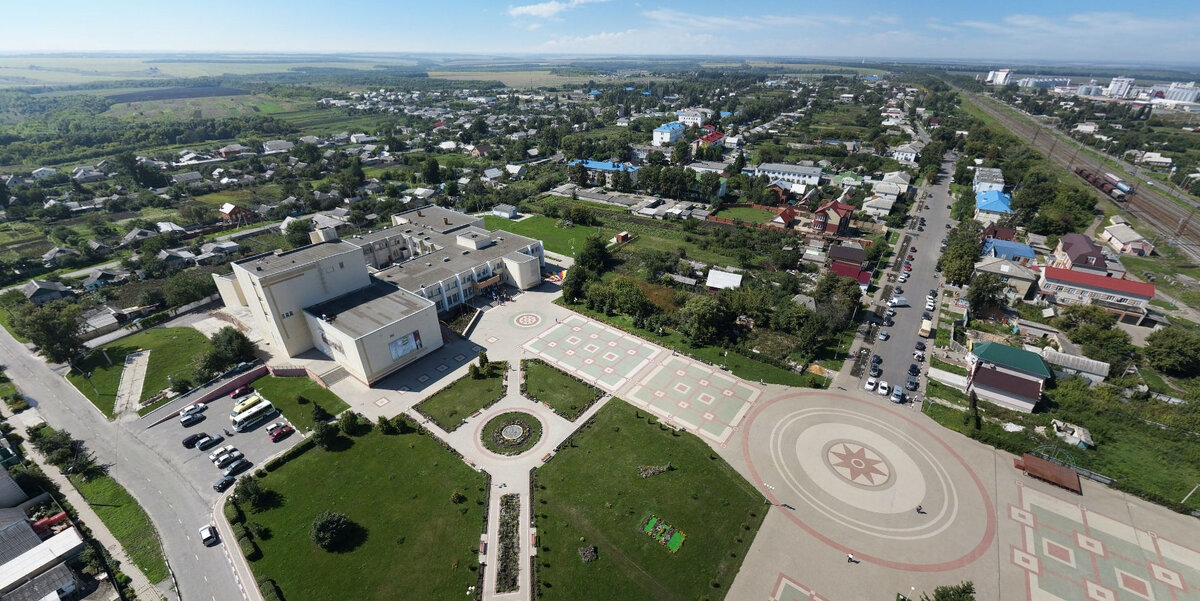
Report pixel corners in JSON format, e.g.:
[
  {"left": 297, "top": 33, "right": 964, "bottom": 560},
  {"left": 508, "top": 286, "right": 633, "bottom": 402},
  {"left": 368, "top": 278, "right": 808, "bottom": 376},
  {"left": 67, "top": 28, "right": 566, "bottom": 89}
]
[
  {"left": 268, "top": 424, "right": 294, "bottom": 442},
  {"left": 903, "top": 265, "right": 912, "bottom": 272},
  {"left": 230, "top": 385, "right": 253, "bottom": 399},
  {"left": 907, "top": 255, "right": 915, "bottom": 261}
]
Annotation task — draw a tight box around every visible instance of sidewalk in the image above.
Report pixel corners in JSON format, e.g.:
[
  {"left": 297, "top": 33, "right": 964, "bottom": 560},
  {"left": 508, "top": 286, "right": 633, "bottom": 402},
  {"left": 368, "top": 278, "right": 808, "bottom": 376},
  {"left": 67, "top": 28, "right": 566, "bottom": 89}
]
[{"left": 23, "top": 446, "right": 170, "bottom": 601}]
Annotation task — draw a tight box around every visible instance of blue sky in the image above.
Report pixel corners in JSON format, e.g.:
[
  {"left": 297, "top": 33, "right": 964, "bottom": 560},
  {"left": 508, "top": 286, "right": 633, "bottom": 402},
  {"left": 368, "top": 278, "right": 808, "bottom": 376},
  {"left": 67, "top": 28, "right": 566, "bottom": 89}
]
[{"left": 1, "top": 0, "right": 1197, "bottom": 63}]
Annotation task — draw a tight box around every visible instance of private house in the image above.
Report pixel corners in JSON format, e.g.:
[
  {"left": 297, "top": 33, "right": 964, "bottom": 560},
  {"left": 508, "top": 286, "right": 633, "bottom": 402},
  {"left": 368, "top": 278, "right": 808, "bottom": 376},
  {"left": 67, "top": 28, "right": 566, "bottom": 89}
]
[
  {"left": 82, "top": 269, "right": 129, "bottom": 291},
  {"left": 483, "top": 168, "right": 504, "bottom": 181},
  {"left": 566, "top": 160, "right": 639, "bottom": 187},
  {"left": 171, "top": 171, "right": 203, "bottom": 185},
  {"left": 218, "top": 144, "right": 250, "bottom": 157},
  {"left": 791, "top": 293, "right": 817, "bottom": 311},
  {"left": 861, "top": 194, "right": 896, "bottom": 218},
  {"left": 981, "top": 238, "right": 1036, "bottom": 265},
  {"left": 966, "top": 341, "right": 1053, "bottom": 413},
  {"left": 30, "top": 167, "right": 56, "bottom": 180},
  {"left": 40, "top": 247, "right": 79, "bottom": 267},
  {"left": 505, "top": 164, "right": 526, "bottom": 179},
  {"left": 813, "top": 200, "right": 855, "bottom": 236},
  {"left": 470, "top": 144, "right": 492, "bottom": 158},
  {"left": 972, "top": 167, "right": 1005, "bottom": 194},
  {"left": 974, "top": 256, "right": 1039, "bottom": 299},
  {"left": 771, "top": 206, "right": 799, "bottom": 228},
  {"left": 705, "top": 269, "right": 743, "bottom": 290},
  {"left": 492, "top": 204, "right": 518, "bottom": 219},
  {"left": 696, "top": 131, "right": 724, "bottom": 149},
  {"left": 1038, "top": 266, "right": 1155, "bottom": 324},
  {"left": 653, "top": 122, "right": 686, "bottom": 146},
  {"left": 981, "top": 224, "right": 1017, "bottom": 242},
  {"left": 213, "top": 207, "right": 543, "bottom": 386},
  {"left": 829, "top": 262, "right": 871, "bottom": 289},
  {"left": 20, "top": 280, "right": 74, "bottom": 306},
  {"left": 0, "top": 466, "right": 86, "bottom": 600},
  {"left": 974, "top": 190, "right": 1013, "bottom": 225},
  {"left": 889, "top": 143, "right": 922, "bottom": 164},
  {"left": 754, "top": 163, "right": 822, "bottom": 186},
  {"left": 1050, "top": 233, "right": 1108, "bottom": 276},
  {"left": 156, "top": 249, "right": 196, "bottom": 267},
  {"left": 828, "top": 245, "right": 867, "bottom": 270},
  {"left": 120, "top": 227, "right": 158, "bottom": 247},
  {"left": 219, "top": 202, "right": 257, "bottom": 224},
  {"left": 1100, "top": 223, "right": 1154, "bottom": 256},
  {"left": 200, "top": 241, "right": 240, "bottom": 256},
  {"left": 262, "top": 140, "right": 294, "bottom": 154},
  {"left": 1038, "top": 347, "right": 1110, "bottom": 387}
]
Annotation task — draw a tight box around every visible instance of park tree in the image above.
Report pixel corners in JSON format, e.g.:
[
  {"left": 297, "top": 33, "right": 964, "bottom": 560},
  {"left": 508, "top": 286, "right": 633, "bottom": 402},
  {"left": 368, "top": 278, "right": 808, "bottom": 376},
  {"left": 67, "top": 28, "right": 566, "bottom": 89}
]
[
  {"left": 812, "top": 273, "right": 863, "bottom": 331},
  {"left": 233, "top": 477, "right": 269, "bottom": 512},
  {"left": 560, "top": 267, "right": 589, "bottom": 304},
  {"left": 1143, "top": 326, "right": 1200, "bottom": 376},
  {"left": 921, "top": 581, "right": 975, "bottom": 601},
  {"left": 671, "top": 140, "right": 691, "bottom": 165},
  {"left": 964, "top": 272, "right": 1008, "bottom": 313},
  {"left": 284, "top": 218, "right": 313, "bottom": 248},
  {"left": 338, "top": 411, "right": 367, "bottom": 436},
  {"left": 207, "top": 326, "right": 256, "bottom": 368},
  {"left": 163, "top": 270, "right": 217, "bottom": 307},
  {"left": 569, "top": 161, "right": 589, "bottom": 187},
  {"left": 309, "top": 511, "right": 352, "bottom": 551},
  {"left": 677, "top": 294, "right": 728, "bottom": 345},
  {"left": 575, "top": 235, "right": 611, "bottom": 275},
  {"left": 422, "top": 157, "right": 442, "bottom": 184},
  {"left": 312, "top": 421, "right": 339, "bottom": 450},
  {"left": 12, "top": 300, "right": 86, "bottom": 364},
  {"left": 1056, "top": 304, "right": 1117, "bottom": 332}
]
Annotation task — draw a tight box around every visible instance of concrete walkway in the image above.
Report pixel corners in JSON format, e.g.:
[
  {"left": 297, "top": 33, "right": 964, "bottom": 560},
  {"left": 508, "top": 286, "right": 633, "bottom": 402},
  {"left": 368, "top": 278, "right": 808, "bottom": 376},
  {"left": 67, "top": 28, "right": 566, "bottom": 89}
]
[
  {"left": 113, "top": 351, "right": 150, "bottom": 419},
  {"left": 20, "top": 439, "right": 169, "bottom": 601}
]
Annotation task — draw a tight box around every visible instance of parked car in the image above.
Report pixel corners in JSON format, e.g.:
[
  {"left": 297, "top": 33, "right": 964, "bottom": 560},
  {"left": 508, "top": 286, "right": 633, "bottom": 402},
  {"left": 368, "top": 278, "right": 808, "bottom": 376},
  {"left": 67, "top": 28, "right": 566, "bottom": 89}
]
[
  {"left": 871, "top": 354, "right": 882, "bottom": 365},
  {"left": 199, "top": 524, "right": 219, "bottom": 546},
  {"left": 180, "top": 413, "right": 204, "bottom": 427},
  {"left": 208, "top": 445, "right": 236, "bottom": 462},
  {"left": 214, "top": 451, "right": 244, "bottom": 469},
  {"left": 223, "top": 459, "right": 251, "bottom": 477},
  {"left": 230, "top": 386, "right": 253, "bottom": 399},
  {"left": 906, "top": 375, "right": 920, "bottom": 391},
  {"left": 928, "top": 289, "right": 938, "bottom": 299},
  {"left": 915, "top": 341, "right": 927, "bottom": 351},
  {"left": 180, "top": 402, "right": 207, "bottom": 417},
  {"left": 925, "top": 302, "right": 936, "bottom": 312},
  {"left": 864, "top": 377, "right": 878, "bottom": 391},
  {"left": 196, "top": 434, "right": 223, "bottom": 451},
  {"left": 268, "top": 424, "right": 295, "bottom": 442},
  {"left": 885, "top": 308, "right": 896, "bottom": 317},
  {"left": 908, "top": 363, "right": 921, "bottom": 376},
  {"left": 869, "top": 365, "right": 883, "bottom": 377},
  {"left": 903, "top": 265, "right": 912, "bottom": 272},
  {"left": 877, "top": 331, "right": 890, "bottom": 341},
  {"left": 878, "top": 381, "right": 890, "bottom": 396},
  {"left": 891, "top": 388, "right": 905, "bottom": 403},
  {"left": 893, "top": 286, "right": 903, "bottom": 294},
  {"left": 182, "top": 433, "right": 207, "bottom": 448},
  {"left": 913, "top": 351, "right": 925, "bottom": 362},
  {"left": 213, "top": 476, "right": 235, "bottom": 492},
  {"left": 898, "top": 274, "right": 909, "bottom": 283}
]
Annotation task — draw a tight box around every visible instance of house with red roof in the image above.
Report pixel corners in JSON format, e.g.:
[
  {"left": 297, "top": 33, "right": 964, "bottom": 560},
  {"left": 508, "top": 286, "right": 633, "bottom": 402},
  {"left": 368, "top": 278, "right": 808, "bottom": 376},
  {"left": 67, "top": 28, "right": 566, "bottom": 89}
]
[
  {"left": 771, "top": 206, "right": 798, "bottom": 228},
  {"left": 1038, "top": 266, "right": 1155, "bottom": 325},
  {"left": 829, "top": 262, "right": 871, "bottom": 291},
  {"left": 696, "top": 131, "right": 725, "bottom": 149},
  {"left": 813, "top": 200, "right": 854, "bottom": 236}
]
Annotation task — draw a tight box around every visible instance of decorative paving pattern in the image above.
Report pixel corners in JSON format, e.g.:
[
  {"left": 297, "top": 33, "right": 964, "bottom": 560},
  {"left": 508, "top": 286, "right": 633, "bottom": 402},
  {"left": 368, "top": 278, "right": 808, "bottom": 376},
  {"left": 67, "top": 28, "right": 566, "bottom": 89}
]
[
  {"left": 741, "top": 394, "right": 997, "bottom": 572},
  {"left": 1010, "top": 484, "right": 1200, "bottom": 601},
  {"left": 522, "top": 315, "right": 659, "bottom": 390},
  {"left": 768, "top": 574, "right": 828, "bottom": 601},
  {"left": 513, "top": 312, "right": 543, "bottom": 328},
  {"left": 374, "top": 398, "right": 390, "bottom": 407},
  {"left": 625, "top": 355, "right": 761, "bottom": 444}
]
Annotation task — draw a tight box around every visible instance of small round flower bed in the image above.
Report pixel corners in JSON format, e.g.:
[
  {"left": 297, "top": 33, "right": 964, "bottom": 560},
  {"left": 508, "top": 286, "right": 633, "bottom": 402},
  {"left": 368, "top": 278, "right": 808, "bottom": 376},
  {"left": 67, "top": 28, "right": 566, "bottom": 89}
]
[{"left": 482, "top": 411, "right": 543, "bottom": 455}]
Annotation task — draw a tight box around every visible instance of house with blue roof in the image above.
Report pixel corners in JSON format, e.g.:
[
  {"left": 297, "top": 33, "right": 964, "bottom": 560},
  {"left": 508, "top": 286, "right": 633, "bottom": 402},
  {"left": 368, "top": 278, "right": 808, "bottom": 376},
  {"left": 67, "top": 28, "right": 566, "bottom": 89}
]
[
  {"left": 975, "top": 189, "right": 1013, "bottom": 226},
  {"left": 653, "top": 121, "right": 686, "bottom": 147},
  {"left": 567, "top": 160, "right": 639, "bottom": 187},
  {"left": 981, "top": 238, "right": 1036, "bottom": 265}
]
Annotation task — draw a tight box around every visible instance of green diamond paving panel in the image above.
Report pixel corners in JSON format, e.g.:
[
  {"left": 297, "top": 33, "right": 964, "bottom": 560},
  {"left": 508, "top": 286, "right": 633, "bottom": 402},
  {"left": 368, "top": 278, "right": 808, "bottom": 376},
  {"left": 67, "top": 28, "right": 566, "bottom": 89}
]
[
  {"left": 522, "top": 315, "right": 660, "bottom": 391},
  {"left": 1009, "top": 484, "right": 1200, "bottom": 601},
  {"left": 625, "top": 355, "right": 761, "bottom": 445}
]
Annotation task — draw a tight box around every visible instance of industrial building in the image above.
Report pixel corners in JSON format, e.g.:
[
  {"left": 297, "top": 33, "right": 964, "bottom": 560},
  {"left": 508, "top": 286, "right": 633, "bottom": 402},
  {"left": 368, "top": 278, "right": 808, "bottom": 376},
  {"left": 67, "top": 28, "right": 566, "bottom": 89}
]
[{"left": 214, "top": 206, "right": 544, "bottom": 385}]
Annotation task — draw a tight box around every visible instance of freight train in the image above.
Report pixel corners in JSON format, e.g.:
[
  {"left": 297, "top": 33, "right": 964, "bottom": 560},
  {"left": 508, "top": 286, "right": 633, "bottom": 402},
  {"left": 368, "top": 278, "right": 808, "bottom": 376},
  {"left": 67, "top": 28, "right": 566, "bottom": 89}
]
[{"left": 1074, "top": 167, "right": 1129, "bottom": 201}]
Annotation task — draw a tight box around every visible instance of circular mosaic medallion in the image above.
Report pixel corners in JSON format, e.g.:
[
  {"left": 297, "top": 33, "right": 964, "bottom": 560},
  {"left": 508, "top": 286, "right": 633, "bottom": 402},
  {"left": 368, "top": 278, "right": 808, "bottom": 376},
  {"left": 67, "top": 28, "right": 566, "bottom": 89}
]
[
  {"left": 514, "top": 313, "right": 543, "bottom": 328},
  {"left": 480, "top": 411, "right": 543, "bottom": 456},
  {"left": 824, "top": 440, "right": 892, "bottom": 487},
  {"left": 500, "top": 423, "right": 526, "bottom": 441}
]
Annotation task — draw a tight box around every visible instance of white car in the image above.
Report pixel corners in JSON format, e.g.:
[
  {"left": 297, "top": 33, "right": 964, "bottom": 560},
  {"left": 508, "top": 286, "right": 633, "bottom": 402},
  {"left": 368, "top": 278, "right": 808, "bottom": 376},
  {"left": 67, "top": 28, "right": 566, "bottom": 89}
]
[
  {"left": 878, "top": 381, "right": 891, "bottom": 396},
  {"left": 885, "top": 308, "right": 896, "bottom": 316},
  {"left": 199, "top": 524, "right": 219, "bottom": 546},
  {"left": 208, "top": 445, "right": 236, "bottom": 462},
  {"left": 925, "top": 302, "right": 936, "bottom": 311},
  {"left": 864, "top": 377, "right": 878, "bottom": 391},
  {"left": 878, "top": 331, "right": 890, "bottom": 341},
  {"left": 180, "top": 403, "right": 207, "bottom": 417},
  {"left": 898, "top": 274, "right": 909, "bottom": 283},
  {"left": 913, "top": 351, "right": 925, "bottom": 362},
  {"left": 214, "top": 451, "right": 244, "bottom": 469}
]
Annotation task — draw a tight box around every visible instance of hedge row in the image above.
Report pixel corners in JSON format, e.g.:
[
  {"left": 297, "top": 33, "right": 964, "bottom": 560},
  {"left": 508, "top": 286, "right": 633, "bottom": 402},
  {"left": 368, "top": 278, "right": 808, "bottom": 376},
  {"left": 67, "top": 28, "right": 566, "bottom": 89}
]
[
  {"left": 257, "top": 577, "right": 285, "bottom": 601},
  {"left": 224, "top": 499, "right": 243, "bottom": 525}
]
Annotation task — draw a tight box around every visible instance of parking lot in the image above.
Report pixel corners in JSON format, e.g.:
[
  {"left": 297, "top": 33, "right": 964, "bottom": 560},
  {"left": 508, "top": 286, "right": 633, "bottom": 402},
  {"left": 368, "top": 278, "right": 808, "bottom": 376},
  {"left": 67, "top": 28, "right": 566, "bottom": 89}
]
[{"left": 134, "top": 382, "right": 303, "bottom": 500}]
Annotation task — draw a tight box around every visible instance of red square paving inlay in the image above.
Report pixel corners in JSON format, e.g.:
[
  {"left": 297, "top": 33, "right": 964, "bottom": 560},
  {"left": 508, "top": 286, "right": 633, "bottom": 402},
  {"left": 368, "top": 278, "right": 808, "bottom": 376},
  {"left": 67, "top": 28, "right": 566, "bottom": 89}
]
[
  {"left": 1115, "top": 570, "right": 1152, "bottom": 600},
  {"left": 374, "top": 398, "right": 390, "bottom": 407},
  {"left": 1043, "top": 539, "right": 1074, "bottom": 566}
]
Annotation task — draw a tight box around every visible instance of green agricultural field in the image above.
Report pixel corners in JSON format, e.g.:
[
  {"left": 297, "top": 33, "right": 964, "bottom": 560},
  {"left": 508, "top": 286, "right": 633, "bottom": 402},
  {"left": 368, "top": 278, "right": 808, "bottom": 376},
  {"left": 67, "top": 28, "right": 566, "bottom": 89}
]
[
  {"left": 714, "top": 206, "right": 778, "bottom": 224},
  {"left": 414, "top": 368, "right": 505, "bottom": 432},
  {"left": 103, "top": 94, "right": 304, "bottom": 121},
  {"left": 534, "top": 401, "right": 766, "bottom": 600},
  {"left": 427, "top": 70, "right": 595, "bottom": 87},
  {"left": 249, "top": 375, "right": 350, "bottom": 432},
  {"left": 522, "top": 359, "right": 600, "bottom": 421},
  {"left": 67, "top": 328, "right": 211, "bottom": 417},
  {"left": 69, "top": 474, "right": 169, "bottom": 583},
  {"left": 483, "top": 215, "right": 613, "bottom": 258},
  {"left": 246, "top": 428, "right": 487, "bottom": 601}
]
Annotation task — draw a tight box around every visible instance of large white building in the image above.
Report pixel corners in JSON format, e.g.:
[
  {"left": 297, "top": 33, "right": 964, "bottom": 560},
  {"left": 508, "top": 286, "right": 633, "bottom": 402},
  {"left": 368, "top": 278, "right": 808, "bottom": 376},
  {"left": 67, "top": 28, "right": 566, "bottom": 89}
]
[
  {"left": 753, "top": 163, "right": 822, "bottom": 186},
  {"left": 1106, "top": 77, "right": 1135, "bottom": 98},
  {"left": 652, "top": 121, "right": 686, "bottom": 147},
  {"left": 1164, "top": 82, "right": 1200, "bottom": 103},
  {"left": 676, "top": 109, "right": 711, "bottom": 127},
  {"left": 214, "top": 206, "right": 545, "bottom": 385},
  {"left": 985, "top": 69, "right": 1013, "bottom": 86}
]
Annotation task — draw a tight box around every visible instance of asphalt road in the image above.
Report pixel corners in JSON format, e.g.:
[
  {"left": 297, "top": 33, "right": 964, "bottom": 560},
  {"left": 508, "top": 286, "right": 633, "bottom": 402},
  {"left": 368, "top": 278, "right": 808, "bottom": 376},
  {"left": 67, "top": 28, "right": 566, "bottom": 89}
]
[
  {"left": 861, "top": 154, "right": 955, "bottom": 400},
  {"left": 0, "top": 332, "right": 244, "bottom": 601}
]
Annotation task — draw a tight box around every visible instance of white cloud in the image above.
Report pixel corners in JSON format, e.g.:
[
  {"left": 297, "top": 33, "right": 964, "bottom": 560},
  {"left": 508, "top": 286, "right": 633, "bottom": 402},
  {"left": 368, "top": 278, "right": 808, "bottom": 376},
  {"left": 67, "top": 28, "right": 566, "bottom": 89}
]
[{"left": 508, "top": 0, "right": 606, "bottom": 20}]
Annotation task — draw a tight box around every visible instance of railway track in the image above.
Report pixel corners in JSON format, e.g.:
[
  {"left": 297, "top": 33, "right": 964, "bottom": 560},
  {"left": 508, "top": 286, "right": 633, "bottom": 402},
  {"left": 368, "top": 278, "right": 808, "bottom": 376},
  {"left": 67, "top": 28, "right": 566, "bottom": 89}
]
[{"left": 961, "top": 91, "right": 1200, "bottom": 264}]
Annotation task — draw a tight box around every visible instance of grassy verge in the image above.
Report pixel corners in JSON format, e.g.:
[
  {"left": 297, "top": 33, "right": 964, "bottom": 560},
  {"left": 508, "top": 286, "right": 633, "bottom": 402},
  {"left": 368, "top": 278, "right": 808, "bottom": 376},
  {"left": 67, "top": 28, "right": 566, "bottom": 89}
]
[
  {"left": 534, "top": 401, "right": 766, "bottom": 600},
  {"left": 522, "top": 359, "right": 601, "bottom": 421},
  {"left": 69, "top": 474, "right": 169, "bottom": 583},
  {"left": 247, "top": 428, "right": 487, "bottom": 600},
  {"left": 0, "top": 309, "right": 29, "bottom": 343},
  {"left": 927, "top": 380, "right": 969, "bottom": 406},
  {"left": 66, "top": 328, "right": 211, "bottom": 418},
  {"left": 713, "top": 206, "right": 777, "bottom": 224},
  {"left": 415, "top": 368, "right": 505, "bottom": 431},
  {"left": 930, "top": 357, "right": 968, "bottom": 377},
  {"left": 251, "top": 375, "right": 351, "bottom": 432},
  {"left": 483, "top": 215, "right": 614, "bottom": 257},
  {"left": 558, "top": 299, "right": 824, "bottom": 388}
]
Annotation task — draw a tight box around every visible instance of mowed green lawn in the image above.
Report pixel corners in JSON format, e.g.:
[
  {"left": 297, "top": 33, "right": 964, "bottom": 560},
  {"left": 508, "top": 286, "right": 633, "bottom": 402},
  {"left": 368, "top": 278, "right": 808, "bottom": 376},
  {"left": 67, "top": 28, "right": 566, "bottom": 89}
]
[
  {"left": 248, "top": 429, "right": 487, "bottom": 601},
  {"left": 483, "top": 215, "right": 613, "bottom": 257},
  {"left": 714, "top": 206, "right": 778, "bottom": 224},
  {"left": 523, "top": 360, "right": 599, "bottom": 421},
  {"left": 415, "top": 371, "right": 505, "bottom": 432},
  {"left": 67, "top": 328, "right": 211, "bottom": 417},
  {"left": 250, "top": 375, "right": 350, "bottom": 432},
  {"left": 534, "top": 402, "right": 766, "bottom": 601},
  {"left": 69, "top": 474, "right": 169, "bottom": 583}
]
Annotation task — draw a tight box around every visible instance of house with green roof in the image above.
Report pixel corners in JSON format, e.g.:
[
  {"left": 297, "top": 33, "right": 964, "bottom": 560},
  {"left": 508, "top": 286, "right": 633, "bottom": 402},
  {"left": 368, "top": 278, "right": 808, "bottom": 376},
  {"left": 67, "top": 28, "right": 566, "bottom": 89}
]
[{"left": 966, "top": 341, "right": 1052, "bottom": 413}]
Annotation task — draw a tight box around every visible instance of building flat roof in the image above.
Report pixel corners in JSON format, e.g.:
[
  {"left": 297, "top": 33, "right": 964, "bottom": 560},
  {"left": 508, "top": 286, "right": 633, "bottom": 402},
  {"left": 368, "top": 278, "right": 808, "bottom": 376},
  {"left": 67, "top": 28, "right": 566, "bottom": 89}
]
[
  {"left": 233, "top": 241, "right": 360, "bottom": 278},
  {"left": 304, "top": 279, "right": 433, "bottom": 339},
  {"left": 756, "top": 163, "right": 822, "bottom": 176},
  {"left": 392, "top": 206, "right": 480, "bottom": 235},
  {"left": 376, "top": 229, "right": 538, "bottom": 292}
]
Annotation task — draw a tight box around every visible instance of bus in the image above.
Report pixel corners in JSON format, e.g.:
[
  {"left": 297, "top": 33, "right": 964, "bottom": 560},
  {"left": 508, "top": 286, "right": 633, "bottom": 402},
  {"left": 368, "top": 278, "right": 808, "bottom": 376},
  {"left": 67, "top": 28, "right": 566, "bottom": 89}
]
[
  {"left": 231, "top": 395, "right": 264, "bottom": 418},
  {"left": 232, "top": 401, "right": 276, "bottom": 432}
]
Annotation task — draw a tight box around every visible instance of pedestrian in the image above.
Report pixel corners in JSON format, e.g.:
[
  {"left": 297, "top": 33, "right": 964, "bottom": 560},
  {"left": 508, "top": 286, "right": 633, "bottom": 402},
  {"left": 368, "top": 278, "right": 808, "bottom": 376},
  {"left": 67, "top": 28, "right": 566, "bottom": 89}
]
[
  {"left": 916, "top": 505, "right": 923, "bottom": 514},
  {"left": 847, "top": 553, "right": 854, "bottom": 563}
]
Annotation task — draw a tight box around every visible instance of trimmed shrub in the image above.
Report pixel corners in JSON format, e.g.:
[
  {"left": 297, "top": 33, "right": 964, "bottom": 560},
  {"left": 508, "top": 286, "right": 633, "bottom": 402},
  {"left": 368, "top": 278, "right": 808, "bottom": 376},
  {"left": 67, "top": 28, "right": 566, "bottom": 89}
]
[
  {"left": 238, "top": 535, "right": 261, "bottom": 561},
  {"left": 224, "top": 499, "right": 244, "bottom": 524},
  {"left": 257, "top": 578, "right": 284, "bottom": 601}
]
